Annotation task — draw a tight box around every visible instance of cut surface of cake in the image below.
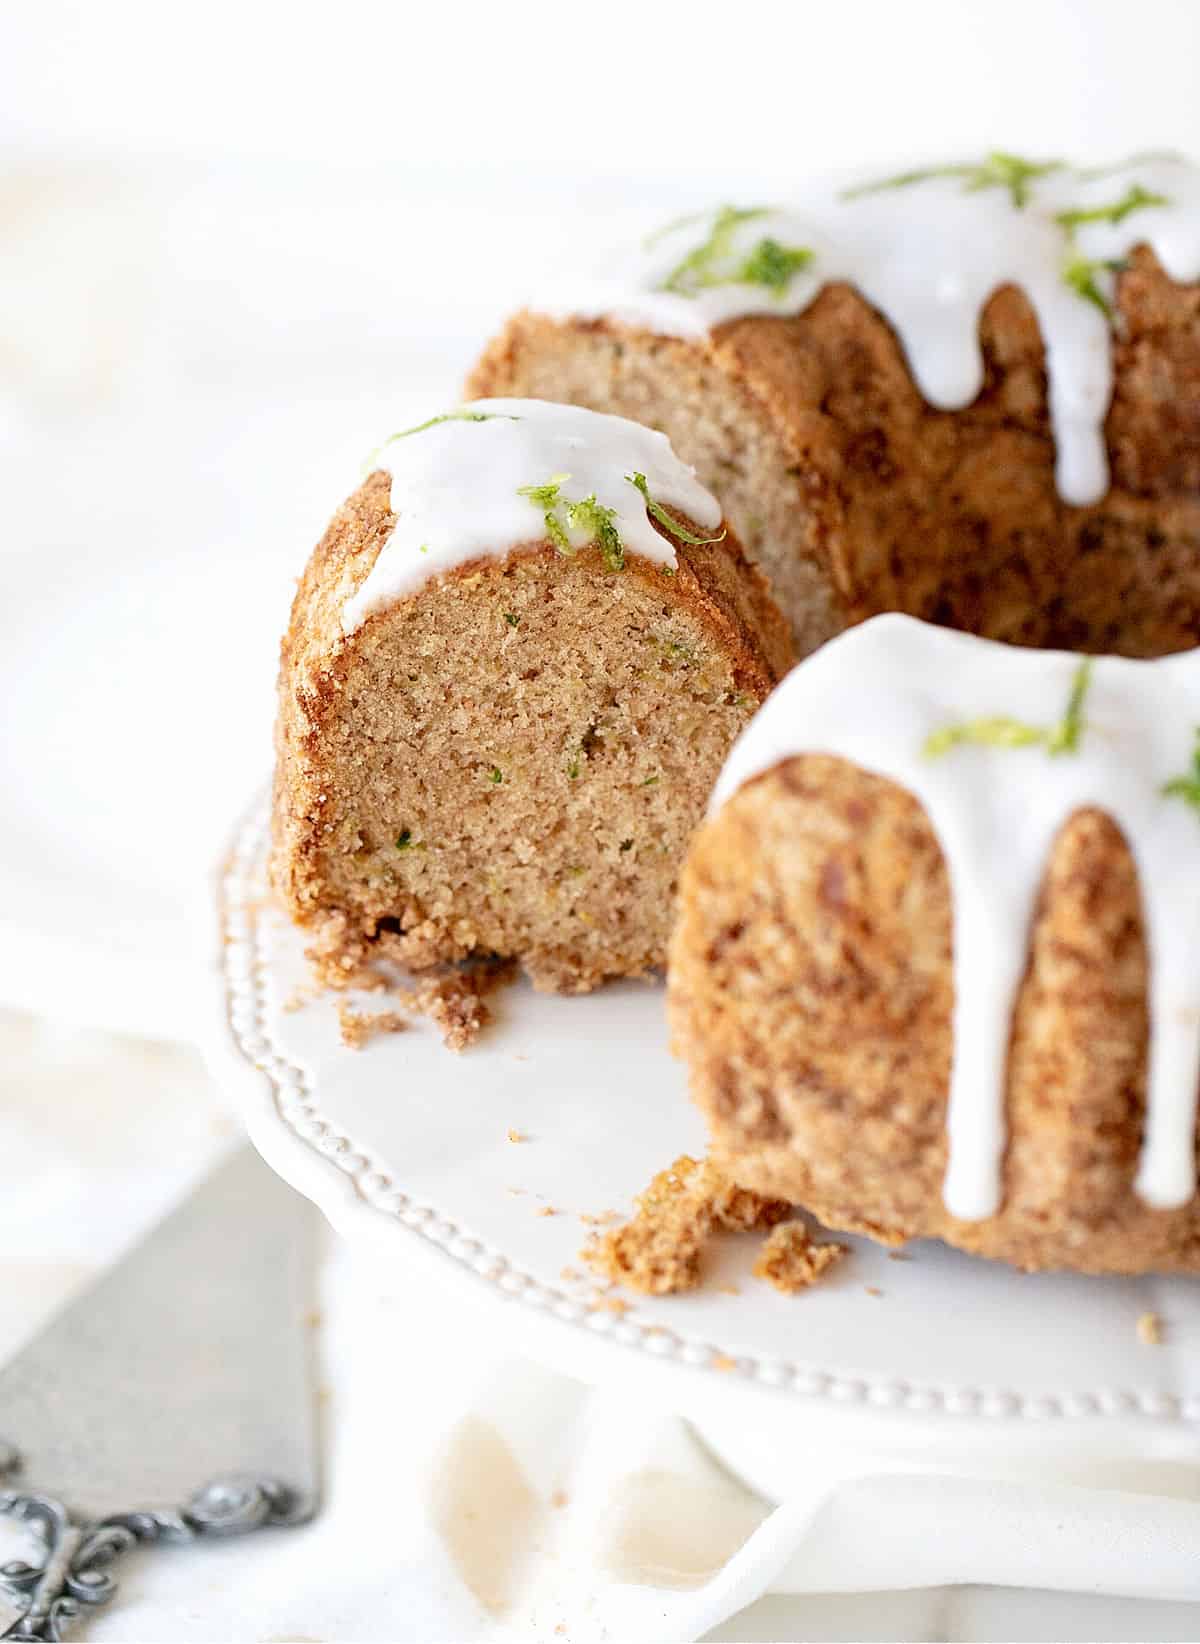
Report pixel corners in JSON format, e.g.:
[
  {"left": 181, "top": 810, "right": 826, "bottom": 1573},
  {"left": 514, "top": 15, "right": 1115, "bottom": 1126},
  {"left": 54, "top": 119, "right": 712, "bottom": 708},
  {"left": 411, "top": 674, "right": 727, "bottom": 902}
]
[
  {"left": 271, "top": 399, "right": 791, "bottom": 996},
  {"left": 668, "top": 613, "right": 1200, "bottom": 1274},
  {"left": 469, "top": 154, "right": 1200, "bottom": 660}
]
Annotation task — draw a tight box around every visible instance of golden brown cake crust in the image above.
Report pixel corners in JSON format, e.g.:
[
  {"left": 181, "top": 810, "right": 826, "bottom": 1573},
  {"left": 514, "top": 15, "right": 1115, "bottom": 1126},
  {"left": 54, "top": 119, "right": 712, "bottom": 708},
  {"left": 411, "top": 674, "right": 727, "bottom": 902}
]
[
  {"left": 271, "top": 473, "right": 792, "bottom": 994},
  {"left": 468, "top": 247, "right": 1200, "bottom": 659},
  {"left": 667, "top": 755, "right": 1200, "bottom": 1275}
]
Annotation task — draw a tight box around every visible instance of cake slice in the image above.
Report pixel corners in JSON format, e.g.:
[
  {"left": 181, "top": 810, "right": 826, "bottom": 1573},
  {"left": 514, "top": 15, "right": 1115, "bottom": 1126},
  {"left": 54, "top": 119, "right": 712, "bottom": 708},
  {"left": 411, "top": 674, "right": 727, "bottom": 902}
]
[
  {"left": 667, "top": 614, "right": 1200, "bottom": 1274},
  {"left": 271, "top": 400, "right": 791, "bottom": 995}
]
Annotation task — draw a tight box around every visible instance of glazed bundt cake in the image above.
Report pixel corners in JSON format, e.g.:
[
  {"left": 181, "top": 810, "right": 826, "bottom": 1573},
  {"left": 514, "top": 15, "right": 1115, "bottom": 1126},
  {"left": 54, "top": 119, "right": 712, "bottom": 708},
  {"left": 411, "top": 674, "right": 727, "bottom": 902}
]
[
  {"left": 271, "top": 399, "right": 791, "bottom": 993},
  {"left": 668, "top": 614, "right": 1200, "bottom": 1274},
  {"left": 469, "top": 154, "right": 1200, "bottom": 660},
  {"left": 271, "top": 152, "right": 1200, "bottom": 1273}
]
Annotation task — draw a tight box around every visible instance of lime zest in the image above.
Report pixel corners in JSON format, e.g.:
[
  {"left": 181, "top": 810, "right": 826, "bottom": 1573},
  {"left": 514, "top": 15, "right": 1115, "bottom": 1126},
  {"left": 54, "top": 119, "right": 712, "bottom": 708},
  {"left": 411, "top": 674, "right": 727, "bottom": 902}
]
[
  {"left": 735, "top": 237, "right": 813, "bottom": 291},
  {"left": 658, "top": 205, "right": 769, "bottom": 295},
  {"left": 1162, "top": 730, "right": 1200, "bottom": 816},
  {"left": 924, "top": 660, "right": 1093, "bottom": 759},
  {"left": 844, "top": 152, "right": 1061, "bottom": 210},
  {"left": 517, "top": 474, "right": 572, "bottom": 555},
  {"left": 1055, "top": 183, "right": 1169, "bottom": 230},
  {"left": 518, "top": 476, "right": 627, "bottom": 569},
  {"left": 627, "top": 471, "right": 725, "bottom": 547},
  {"left": 565, "top": 493, "right": 624, "bottom": 572},
  {"left": 364, "top": 409, "right": 519, "bottom": 473}
]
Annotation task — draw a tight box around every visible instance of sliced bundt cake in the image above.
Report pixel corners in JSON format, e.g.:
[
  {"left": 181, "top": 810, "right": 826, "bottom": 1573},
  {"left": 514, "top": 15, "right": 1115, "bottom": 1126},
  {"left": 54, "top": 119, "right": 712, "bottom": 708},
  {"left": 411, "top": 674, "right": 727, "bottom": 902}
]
[
  {"left": 668, "top": 614, "right": 1200, "bottom": 1274},
  {"left": 469, "top": 154, "right": 1200, "bottom": 660},
  {"left": 272, "top": 399, "right": 791, "bottom": 994}
]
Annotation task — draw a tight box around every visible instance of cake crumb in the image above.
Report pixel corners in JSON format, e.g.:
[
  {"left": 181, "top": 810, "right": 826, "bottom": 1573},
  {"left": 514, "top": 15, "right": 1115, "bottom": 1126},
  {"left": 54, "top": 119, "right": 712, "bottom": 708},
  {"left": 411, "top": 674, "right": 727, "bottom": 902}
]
[
  {"left": 537, "top": 1206, "right": 559, "bottom": 1218},
  {"left": 582, "top": 1154, "right": 791, "bottom": 1296},
  {"left": 283, "top": 984, "right": 318, "bottom": 1014},
  {"left": 1137, "top": 1310, "right": 1164, "bottom": 1345},
  {"left": 320, "top": 951, "right": 517, "bottom": 1051},
  {"left": 336, "top": 1003, "right": 408, "bottom": 1049},
  {"left": 559, "top": 1266, "right": 581, "bottom": 1281},
  {"left": 550, "top": 1489, "right": 568, "bottom": 1510},
  {"left": 401, "top": 965, "right": 506, "bottom": 1051},
  {"left": 718, "top": 1284, "right": 741, "bottom": 1296},
  {"left": 886, "top": 1250, "right": 912, "bottom": 1262},
  {"left": 712, "top": 1354, "right": 737, "bottom": 1372},
  {"left": 754, "top": 1223, "right": 848, "bottom": 1295},
  {"left": 590, "top": 1294, "right": 630, "bottom": 1315},
  {"left": 507, "top": 1128, "right": 525, "bottom": 1143},
  {"left": 864, "top": 1285, "right": 883, "bottom": 1297}
]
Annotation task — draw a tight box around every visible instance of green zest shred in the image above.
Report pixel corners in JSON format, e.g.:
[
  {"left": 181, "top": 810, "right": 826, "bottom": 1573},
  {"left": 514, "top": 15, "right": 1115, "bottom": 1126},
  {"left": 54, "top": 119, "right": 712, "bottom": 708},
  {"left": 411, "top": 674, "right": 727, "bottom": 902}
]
[
  {"left": 1056, "top": 186, "right": 1154, "bottom": 317},
  {"left": 923, "top": 717, "right": 1046, "bottom": 758},
  {"left": 1062, "top": 253, "right": 1126, "bottom": 317},
  {"left": 1055, "top": 183, "right": 1169, "bottom": 230},
  {"left": 517, "top": 474, "right": 572, "bottom": 554},
  {"left": 659, "top": 205, "right": 768, "bottom": 294},
  {"left": 924, "top": 659, "right": 1094, "bottom": 760},
  {"left": 735, "top": 237, "right": 814, "bottom": 291},
  {"left": 656, "top": 204, "right": 813, "bottom": 299},
  {"left": 488, "top": 766, "right": 504, "bottom": 784},
  {"left": 517, "top": 476, "right": 626, "bottom": 570},
  {"left": 503, "top": 612, "right": 520, "bottom": 627},
  {"left": 643, "top": 208, "right": 708, "bottom": 249},
  {"left": 365, "top": 408, "right": 519, "bottom": 471},
  {"left": 1162, "top": 730, "right": 1200, "bottom": 816},
  {"left": 1045, "top": 658, "right": 1094, "bottom": 755},
  {"left": 627, "top": 471, "right": 725, "bottom": 546},
  {"left": 844, "top": 151, "right": 1061, "bottom": 210},
  {"left": 395, "top": 829, "right": 424, "bottom": 852},
  {"left": 565, "top": 493, "right": 624, "bottom": 571}
]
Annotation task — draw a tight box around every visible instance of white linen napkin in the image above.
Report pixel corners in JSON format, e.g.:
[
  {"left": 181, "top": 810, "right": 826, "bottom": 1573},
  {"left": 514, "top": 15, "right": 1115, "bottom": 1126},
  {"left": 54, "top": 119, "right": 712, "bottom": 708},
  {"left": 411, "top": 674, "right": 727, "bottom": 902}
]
[{"left": 6, "top": 1006, "right": 1200, "bottom": 1643}]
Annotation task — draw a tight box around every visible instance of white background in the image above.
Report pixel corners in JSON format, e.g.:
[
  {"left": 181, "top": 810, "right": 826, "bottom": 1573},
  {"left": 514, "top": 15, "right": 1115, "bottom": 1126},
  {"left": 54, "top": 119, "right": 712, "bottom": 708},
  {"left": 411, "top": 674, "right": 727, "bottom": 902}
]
[{"left": 4, "top": 3, "right": 1200, "bottom": 1637}]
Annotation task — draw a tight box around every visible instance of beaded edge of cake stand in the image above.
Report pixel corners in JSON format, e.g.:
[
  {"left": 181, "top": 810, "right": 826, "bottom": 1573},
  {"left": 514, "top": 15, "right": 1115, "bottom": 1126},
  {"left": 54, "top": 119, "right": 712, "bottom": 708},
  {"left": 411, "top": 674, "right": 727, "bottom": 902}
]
[{"left": 218, "top": 797, "right": 1198, "bottom": 1427}]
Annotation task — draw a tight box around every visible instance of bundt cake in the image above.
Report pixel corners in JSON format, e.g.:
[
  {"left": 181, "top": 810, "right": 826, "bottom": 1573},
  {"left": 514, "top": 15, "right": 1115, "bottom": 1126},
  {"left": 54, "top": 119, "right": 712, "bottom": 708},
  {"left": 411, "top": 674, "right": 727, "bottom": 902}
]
[
  {"left": 668, "top": 614, "right": 1200, "bottom": 1274},
  {"left": 469, "top": 153, "right": 1200, "bottom": 660},
  {"left": 271, "top": 399, "right": 792, "bottom": 994}
]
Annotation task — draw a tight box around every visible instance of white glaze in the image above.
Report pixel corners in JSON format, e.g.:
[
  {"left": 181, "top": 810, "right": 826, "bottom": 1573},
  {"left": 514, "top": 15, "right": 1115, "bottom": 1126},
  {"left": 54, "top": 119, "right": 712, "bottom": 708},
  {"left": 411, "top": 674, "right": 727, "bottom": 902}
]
[
  {"left": 341, "top": 398, "right": 722, "bottom": 634},
  {"left": 541, "top": 155, "right": 1200, "bottom": 507},
  {"left": 712, "top": 614, "right": 1200, "bottom": 1221}
]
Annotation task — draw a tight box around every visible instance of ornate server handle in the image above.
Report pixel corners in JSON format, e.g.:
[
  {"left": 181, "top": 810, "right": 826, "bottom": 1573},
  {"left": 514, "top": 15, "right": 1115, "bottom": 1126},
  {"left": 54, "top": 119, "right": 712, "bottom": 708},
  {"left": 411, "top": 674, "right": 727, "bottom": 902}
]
[{"left": 0, "top": 1443, "right": 311, "bottom": 1642}]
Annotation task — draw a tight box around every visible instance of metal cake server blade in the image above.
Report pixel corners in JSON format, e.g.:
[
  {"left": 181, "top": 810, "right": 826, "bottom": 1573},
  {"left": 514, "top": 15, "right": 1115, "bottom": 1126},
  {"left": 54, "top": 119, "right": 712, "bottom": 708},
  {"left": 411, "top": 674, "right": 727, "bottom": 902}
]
[{"left": 0, "top": 1144, "right": 319, "bottom": 1640}]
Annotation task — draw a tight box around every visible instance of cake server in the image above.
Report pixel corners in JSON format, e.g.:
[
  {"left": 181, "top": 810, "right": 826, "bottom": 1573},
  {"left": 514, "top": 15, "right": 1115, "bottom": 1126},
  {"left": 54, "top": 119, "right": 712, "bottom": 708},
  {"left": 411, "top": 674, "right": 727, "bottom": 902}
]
[{"left": 0, "top": 1144, "right": 319, "bottom": 1641}]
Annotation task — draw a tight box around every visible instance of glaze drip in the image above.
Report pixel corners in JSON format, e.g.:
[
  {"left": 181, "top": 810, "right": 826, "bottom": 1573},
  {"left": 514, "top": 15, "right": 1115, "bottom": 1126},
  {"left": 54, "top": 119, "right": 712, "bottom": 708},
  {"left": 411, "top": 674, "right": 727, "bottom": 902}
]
[
  {"left": 340, "top": 398, "right": 722, "bottom": 633},
  {"left": 712, "top": 614, "right": 1200, "bottom": 1221},
  {"left": 541, "top": 154, "right": 1200, "bottom": 507}
]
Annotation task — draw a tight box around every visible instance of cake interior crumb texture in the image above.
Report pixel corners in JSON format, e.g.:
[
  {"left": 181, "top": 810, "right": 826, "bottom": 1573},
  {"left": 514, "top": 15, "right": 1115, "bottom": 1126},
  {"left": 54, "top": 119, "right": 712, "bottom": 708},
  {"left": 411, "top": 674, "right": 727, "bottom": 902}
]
[
  {"left": 468, "top": 251, "right": 1200, "bottom": 660},
  {"left": 272, "top": 471, "right": 789, "bottom": 995}
]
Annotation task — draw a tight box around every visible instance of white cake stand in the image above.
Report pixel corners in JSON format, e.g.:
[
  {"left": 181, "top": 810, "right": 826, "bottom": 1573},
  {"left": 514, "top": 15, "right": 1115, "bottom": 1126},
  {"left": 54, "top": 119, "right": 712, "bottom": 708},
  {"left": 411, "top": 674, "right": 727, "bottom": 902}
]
[{"left": 205, "top": 798, "right": 1200, "bottom": 1517}]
